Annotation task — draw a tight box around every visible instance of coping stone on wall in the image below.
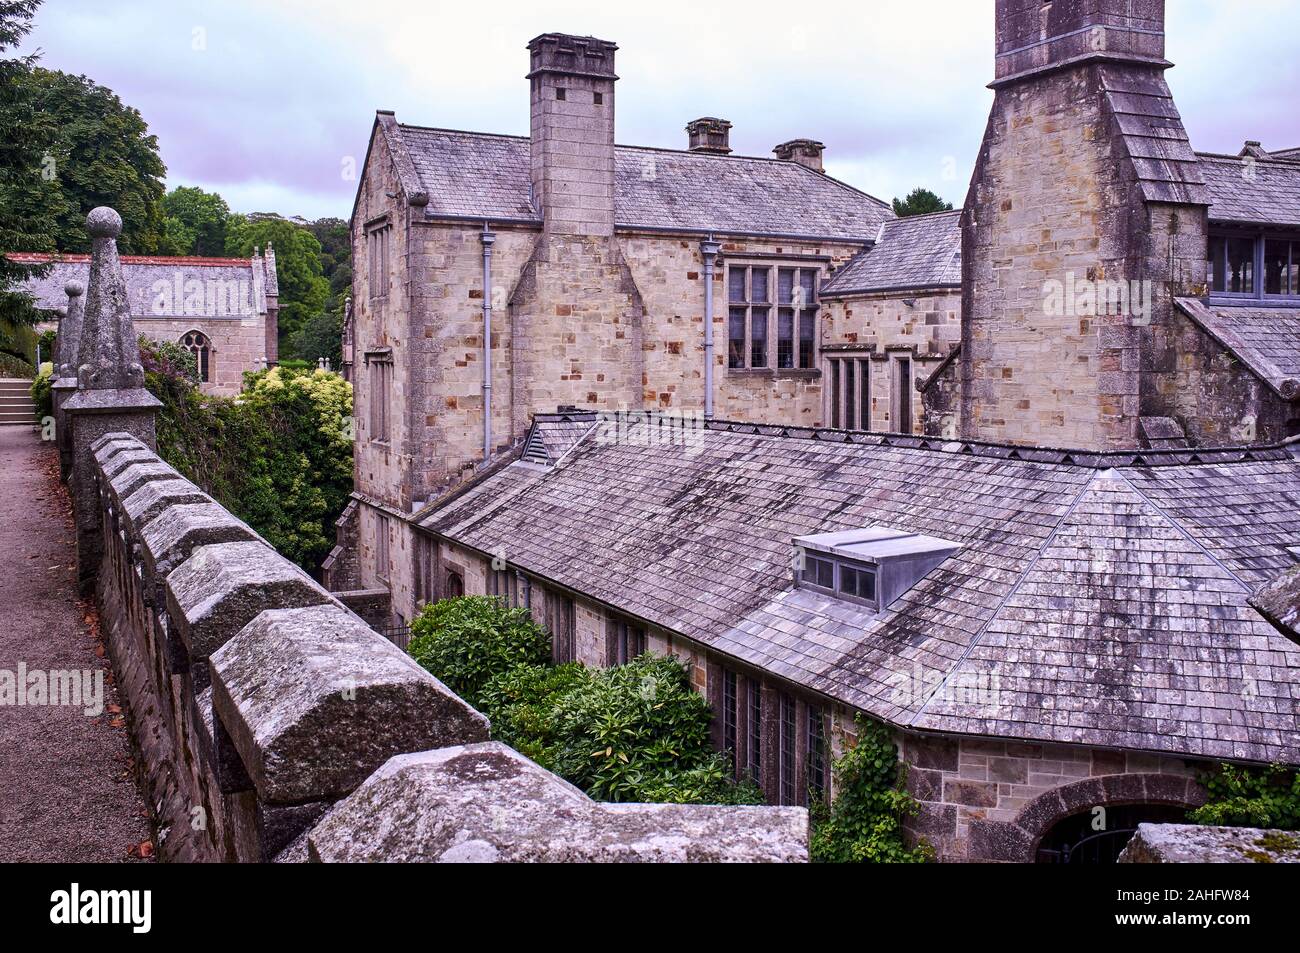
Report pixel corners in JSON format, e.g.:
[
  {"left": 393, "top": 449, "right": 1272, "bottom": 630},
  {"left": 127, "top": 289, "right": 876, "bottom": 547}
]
[
  {"left": 210, "top": 603, "right": 490, "bottom": 805},
  {"left": 306, "top": 742, "right": 809, "bottom": 863},
  {"left": 165, "top": 540, "right": 330, "bottom": 662}
]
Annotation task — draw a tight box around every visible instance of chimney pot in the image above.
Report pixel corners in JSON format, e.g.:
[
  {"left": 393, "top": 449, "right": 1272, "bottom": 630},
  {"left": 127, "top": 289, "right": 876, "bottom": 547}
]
[
  {"left": 687, "top": 117, "right": 732, "bottom": 155},
  {"left": 773, "top": 138, "right": 825, "bottom": 173}
]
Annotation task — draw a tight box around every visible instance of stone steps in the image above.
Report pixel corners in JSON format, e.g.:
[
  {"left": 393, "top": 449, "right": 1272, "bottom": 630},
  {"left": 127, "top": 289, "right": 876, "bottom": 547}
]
[{"left": 0, "top": 379, "right": 37, "bottom": 426}]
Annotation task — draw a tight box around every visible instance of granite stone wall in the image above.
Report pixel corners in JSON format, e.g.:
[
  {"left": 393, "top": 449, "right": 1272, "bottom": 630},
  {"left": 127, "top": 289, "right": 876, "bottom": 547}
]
[
  {"left": 821, "top": 288, "right": 961, "bottom": 434},
  {"left": 85, "top": 432, "right": 807, "bottom": 862},
  {"left": 136, "top": 316, "right": 267, "bottom": 397},
  {"left": 900, "top": 733, "right": 1207, "bottom": 862}
]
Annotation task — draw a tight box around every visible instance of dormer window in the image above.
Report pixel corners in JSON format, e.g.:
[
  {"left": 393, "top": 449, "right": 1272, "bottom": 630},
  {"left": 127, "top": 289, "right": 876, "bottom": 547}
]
[
  {"left": 1208, "top": 232, "right": 1300, "bottom": 300},
  {"left": 795, "top": 527, "right": 961, "bottom": 612}
]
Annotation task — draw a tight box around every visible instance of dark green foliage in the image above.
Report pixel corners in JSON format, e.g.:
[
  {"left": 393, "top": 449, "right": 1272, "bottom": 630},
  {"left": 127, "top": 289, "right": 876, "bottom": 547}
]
[
  {"left": 1190, "top": 763, "right": 1300, "bottom": 831},
  {"left": 288, "top": 309, "right": 343, "bottom": 368},
  {"left": 16, "top": 67, "right": 167, "bottom": 254},
  {"left": 810, "top": 715, "right": 933, "bottom": 863},
  {"left": 159, "top": 186, "right": 230, "bottom": 257},
  {"left": 531, "top": 655, "right": 762, "bottom": 805},
  {"left": 410, "top": 597, "right": 762, "bottom": 806},
  {"left": 140, "top": 337, "right": 353, "bottom": 572},
  {"left": 892, "top": 187, "right": 954, "bottom": 218},
  {"left": 0, "top": 1, "right": 60, "bottom": 362},
  {"left": 224, "top": 215, "right": 329, "bottom": 355},
  {"left": 407, "top": 596, "right": 553, "bottom": 709},
  {"left": 29, "top": 363, "right": 51, "bottom": 419}
]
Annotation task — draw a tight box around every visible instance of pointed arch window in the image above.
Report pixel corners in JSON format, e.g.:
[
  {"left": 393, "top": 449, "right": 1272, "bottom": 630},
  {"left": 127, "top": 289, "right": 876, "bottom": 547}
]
[{"left": 180, "top": 330, "right": 212, "bottom": 383}]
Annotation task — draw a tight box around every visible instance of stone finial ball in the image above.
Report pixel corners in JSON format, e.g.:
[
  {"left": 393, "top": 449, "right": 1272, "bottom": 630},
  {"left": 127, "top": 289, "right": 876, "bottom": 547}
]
[
  {"left": 65, "top": 279, "right": 84, "bottom": 297},
  {"left": 86, "top": 206, "right": 123, "bottom": 238}
]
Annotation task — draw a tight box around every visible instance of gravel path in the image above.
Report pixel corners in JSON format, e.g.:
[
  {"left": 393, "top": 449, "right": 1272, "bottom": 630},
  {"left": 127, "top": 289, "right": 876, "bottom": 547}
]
[{"left": 0, "top": 425, "right": 153, "bottom": 862}]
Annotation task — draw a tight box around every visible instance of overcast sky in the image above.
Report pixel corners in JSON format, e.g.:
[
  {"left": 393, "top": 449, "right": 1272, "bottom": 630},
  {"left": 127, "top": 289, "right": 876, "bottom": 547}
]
[{"left": 18, "top": 0, "right": 1300, "bottom": 221}]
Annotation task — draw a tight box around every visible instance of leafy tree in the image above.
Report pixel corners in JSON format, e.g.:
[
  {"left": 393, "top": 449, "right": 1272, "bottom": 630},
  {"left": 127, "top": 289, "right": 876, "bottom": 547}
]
[
  {"left": 288, "top": 309, "right": 343, "bottom": 368},
  {"left": 810, "top": 715, "right": 933, "bottom": 863},
  {"left": 16, "top": 66, "right": 167, "bottom": 254},
  {"left": 159, "top": 186, "right": 230, "bottom": 257},
  {"left": 225, "top": 215, "right": 329, "bottom": 354},
  {"left": 0, "top": 0, "right": 62, "bottom": 370},
  {"left": 892, "top": 187, "right": 954, "bottom": 218},
  {"left": 141, "top": 342, "right": 353, "bottom": 572}
]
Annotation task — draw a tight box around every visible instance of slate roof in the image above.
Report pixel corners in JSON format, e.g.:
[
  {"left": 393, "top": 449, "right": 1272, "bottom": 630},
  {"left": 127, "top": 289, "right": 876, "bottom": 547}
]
[
  {"left": 1099, "top": 66, "right": 1209, "bottom": 207},
  {"left": 419, "top": 417, "right": 1300, "bottom": 765},
  {"left": 389, "top": 123, "right": 893, "bottom": 241},
  {"left": 1175, "top": 298, "right": 1300, "bottom": 398},
  {"left": 8, "top": 253, "right": 274, "bottom": 320},
  {"left": 1198, "top": 153, "right": 1300, "bottom": 227},
  {"left": 821, "top": 211, "right": 962, "bottom": 297}
]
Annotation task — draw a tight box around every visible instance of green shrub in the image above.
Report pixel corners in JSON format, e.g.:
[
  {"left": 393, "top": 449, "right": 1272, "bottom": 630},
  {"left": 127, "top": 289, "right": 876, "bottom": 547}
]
[
  {"left": 477, "top": 661, "right": 591, "bottom": 763},
  {"left": 139, "top": 337, "right": 353, "bottom": 572},
  {"left": 407, "top": 596, "right": 552, "bottom": 708},
  {"left": 542, "top": 654, "right": 760, "bottom": 804},
  {"left": 1190, "top": 763, "right": 1300, "bottom": 831},
  {"left": 30, "top": 365, "right": 52, "bottom": 420},
  {"left": 810, "top": 715, "right": 933, "bottom": 863},
  {"left": 409, "top": 597, "right": 761, "bottom": 806}
]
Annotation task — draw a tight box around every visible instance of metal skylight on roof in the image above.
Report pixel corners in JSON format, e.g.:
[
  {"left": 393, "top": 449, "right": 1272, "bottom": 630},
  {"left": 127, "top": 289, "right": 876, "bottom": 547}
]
[{"left": 793, "top": 527, "right": 962, "bottom": 612}]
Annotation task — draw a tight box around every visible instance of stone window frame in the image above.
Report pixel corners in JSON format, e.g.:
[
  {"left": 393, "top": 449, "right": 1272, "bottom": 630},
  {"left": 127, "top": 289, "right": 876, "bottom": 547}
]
[
  {"left": 374, "top": 512, "right": 391, "bottom": 586},
  {"left": 712, "top": 662, "right": 830, "bottom": 805},
  {"left": 179, "top": 328, "right": 213, "bottom": 384},
  {"left": 366, "top": 219, "right": 392, "bottom": 300},
  {"left": 546, "top": 591, "right": 576, "bottom": 664},
  {"left": 444, "top": 566, "right": 465, "bottom": 599},
  {"left": 488, "top": 567, "right": 530, "bottom": 610},
  {"left": 826, "top": 354, "right": 871, "bottom": 430},
  {"left": 364, "top": 349, "right": 393, "bottom": 445},
  {"left": 1208, "top": 228, "right": 1300, "bottom": 303},
  {"left": 726, "top": 260, "right": 822, "bottom": 374},
  {"left": 606, "top": 615, "right": 646, "bottom": 667},
  {"left": 890, "top": 352, "right": 914, "bottom": 436}
]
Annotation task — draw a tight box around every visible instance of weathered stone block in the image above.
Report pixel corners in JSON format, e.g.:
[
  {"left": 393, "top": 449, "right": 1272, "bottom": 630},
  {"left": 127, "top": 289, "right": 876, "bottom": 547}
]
[
  {"left": 166, "top": 541, "right": 329, "bottom": 661},
  {"left": 306, "top": 743, "right": 807, "bottom": 863},
  {"left": 1119, "top": 824, "right": 1300, "bottom": 864},
  {"left": 967, "top": 819, "right": 1034, "bottom": 863},
  {"left": 210, "top": 604, "right": 490, "bottom": 804},
  {"left": 141, "top": 503, "right": 258, "bottom": 580},
  {"left": 108, "top": 459, "right": 180, "bottom": 504},
  {"left": 121, "top": 478, "right": 212, "bottom": 538},
  {"left": 102, "top": 448, "right": 160, "bottom": 479}
]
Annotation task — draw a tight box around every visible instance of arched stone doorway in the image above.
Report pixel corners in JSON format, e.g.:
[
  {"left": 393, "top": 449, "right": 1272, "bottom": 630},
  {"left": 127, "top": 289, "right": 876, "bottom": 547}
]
[{"left": 1014, "top": 774, "right": 1205, "bottom": 864}]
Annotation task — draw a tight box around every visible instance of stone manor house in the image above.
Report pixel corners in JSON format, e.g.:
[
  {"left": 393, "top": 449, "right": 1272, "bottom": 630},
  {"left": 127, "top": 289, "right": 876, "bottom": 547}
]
[
  {"left": 14, "top": 247, "right": 280, "bottom": 395},
  {"left": 331, "top": 1, "right": 1300, "bottom": 862}
]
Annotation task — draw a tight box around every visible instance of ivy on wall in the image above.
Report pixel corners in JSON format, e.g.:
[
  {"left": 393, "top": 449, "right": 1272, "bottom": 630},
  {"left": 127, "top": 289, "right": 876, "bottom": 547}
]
[{"left": 810, "top": 715, "right": 933, "bottom": 863}]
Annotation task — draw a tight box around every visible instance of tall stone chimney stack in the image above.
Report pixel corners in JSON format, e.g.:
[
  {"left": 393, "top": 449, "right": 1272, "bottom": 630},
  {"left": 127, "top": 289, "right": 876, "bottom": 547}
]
[
  {"left": 528, "top": 33, "right": 618, "bottom": 236},
  {"left": 955, "top": 0, "right": 1208, "bottom": 450},
  {"left": 993, "top": 0, "right": 1169, "bottom": 82}
]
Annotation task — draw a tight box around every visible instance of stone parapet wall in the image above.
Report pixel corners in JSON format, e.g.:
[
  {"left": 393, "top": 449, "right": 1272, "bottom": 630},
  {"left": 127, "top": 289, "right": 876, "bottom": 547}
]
[{"left": 85, "top": 432, "right": 806, "bottom": 862}]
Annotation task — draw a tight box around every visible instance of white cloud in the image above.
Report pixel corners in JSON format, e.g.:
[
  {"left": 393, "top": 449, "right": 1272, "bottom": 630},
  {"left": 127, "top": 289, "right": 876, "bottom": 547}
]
[{"left": 18, "top": 0, "right": 1299, "bottom": 219}]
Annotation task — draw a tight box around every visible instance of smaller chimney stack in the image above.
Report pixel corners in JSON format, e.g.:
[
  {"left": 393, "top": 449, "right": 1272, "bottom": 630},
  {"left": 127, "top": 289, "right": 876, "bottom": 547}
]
[
  {"left": 773, "top": 138, "right": 825, "bottom": 173},
  {"left": 687, "top": 117, "right": 732, "bottom": 155}
]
